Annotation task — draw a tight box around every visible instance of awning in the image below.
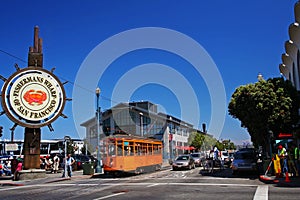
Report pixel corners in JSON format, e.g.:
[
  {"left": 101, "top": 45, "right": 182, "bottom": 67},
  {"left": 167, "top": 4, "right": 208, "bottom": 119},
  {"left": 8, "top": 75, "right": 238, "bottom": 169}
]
[{"left": 175, "top": 146, "right": 195, "bottom": 150}]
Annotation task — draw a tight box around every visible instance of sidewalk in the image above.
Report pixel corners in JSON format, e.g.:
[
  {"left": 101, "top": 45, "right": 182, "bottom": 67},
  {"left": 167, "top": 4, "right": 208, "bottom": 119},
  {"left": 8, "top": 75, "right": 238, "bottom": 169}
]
[
  {"left": 0, "top": 162, "right": 171, "bottom": 186},
  {"left": 260, "top": 175, "right": 300, "bottom": 187},
  {"left": 0, "top": 170, "right": 92, "bottom": 186}
]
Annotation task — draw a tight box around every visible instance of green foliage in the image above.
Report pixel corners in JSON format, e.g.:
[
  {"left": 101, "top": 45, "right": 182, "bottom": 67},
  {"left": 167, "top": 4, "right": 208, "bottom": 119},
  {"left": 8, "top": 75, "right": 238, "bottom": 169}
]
[
  {"left": 189, "top": 132, "right": 204, "bottom": 150},
  {"left": 67, "top": 140, "right": 75, "bottom": 155},
  {"left": 228, "top": 77, "right": 300, "bottom": 147},
  {"left": 220, "top": 139, "right": 236, "bottom": 150},
  {"left": 188, "top": 132, "right": 236, "bottom": 151}
]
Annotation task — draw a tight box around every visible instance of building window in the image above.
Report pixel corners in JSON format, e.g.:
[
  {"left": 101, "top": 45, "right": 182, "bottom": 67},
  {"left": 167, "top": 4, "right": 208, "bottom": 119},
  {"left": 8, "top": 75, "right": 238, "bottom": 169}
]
[{"left": 89, "top": 125, "right": 97, "bottom": 138}]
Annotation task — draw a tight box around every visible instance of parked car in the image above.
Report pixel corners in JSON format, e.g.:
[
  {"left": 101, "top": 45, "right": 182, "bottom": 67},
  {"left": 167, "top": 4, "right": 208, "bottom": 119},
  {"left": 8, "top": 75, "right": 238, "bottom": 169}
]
[
  {"left": 73, "top": 154, "right": 92, "bottom": 170},
  {"left": 190, "top": 152, "right": 206, "bottom": 167},
  {"left": 231, "top": 150, "right": 258, "bottom": 175},
  {"left": 86, "top": 155, "right": 98, "bottom": 168},
  {"left": 172, "top": 155, "right": 195, "bottom": 170}
]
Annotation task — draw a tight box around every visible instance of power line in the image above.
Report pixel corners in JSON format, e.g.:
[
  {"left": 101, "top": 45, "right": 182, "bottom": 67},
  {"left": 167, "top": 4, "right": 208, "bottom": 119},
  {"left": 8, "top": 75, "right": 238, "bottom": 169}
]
[
  {"left": 57, "top": 75, "right": 118, "bottom": 104},
  {"left": 0, "top": 49, "right": 26, "bottom": 63},
  {"left": 0, "top": 48, "right": 118, "bottom": 104}
]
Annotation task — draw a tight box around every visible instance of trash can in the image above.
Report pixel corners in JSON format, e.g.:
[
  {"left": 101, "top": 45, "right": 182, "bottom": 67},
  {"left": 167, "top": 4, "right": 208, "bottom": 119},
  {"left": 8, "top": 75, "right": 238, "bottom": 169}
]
[{"left": 82, "top": 162, "right": 94, "bottom": 175}]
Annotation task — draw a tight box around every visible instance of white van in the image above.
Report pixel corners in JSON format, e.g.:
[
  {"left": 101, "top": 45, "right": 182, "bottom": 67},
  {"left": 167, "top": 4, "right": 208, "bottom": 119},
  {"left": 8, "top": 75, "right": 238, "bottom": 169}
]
[{"left": 221, "top": 151, "right": 230, "bottom": 165}]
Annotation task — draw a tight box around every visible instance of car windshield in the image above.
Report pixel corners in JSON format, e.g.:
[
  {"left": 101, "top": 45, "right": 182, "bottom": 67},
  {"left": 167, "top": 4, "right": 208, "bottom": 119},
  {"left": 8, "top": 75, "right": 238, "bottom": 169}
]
[
  {"left": 234, "top": 152, "right": 255, "bottom": 159},
  {"left": 176, "top": 156, "right": 189, "bottom": 160},
  {"left": 190, "top": 154, "right": 200, "bottom": 158}
]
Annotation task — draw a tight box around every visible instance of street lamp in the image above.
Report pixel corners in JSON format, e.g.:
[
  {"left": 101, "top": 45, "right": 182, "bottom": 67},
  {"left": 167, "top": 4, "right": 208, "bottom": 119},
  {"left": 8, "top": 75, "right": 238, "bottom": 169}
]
[
  {"left": 257, "top": 73, "right": 264, "bottom": 81},
  {"left": 139, "top": 112, "right": 143, "bottom": 137},
  {"left": 268, "top": 130, "right": 273, "bottom": 159},
  {"left": 169, "top": 117, "right": 173, "bottom": 160},
  {"left": 95, "top": 87, "right": 103, "bottom": 174},
  {"left": 64, "top": 136, "right": 71, "bottom": 178}
]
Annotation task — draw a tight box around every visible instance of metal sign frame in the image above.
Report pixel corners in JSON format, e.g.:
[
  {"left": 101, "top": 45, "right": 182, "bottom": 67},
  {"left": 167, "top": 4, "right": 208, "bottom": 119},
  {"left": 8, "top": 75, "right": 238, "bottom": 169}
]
[{"left": 1, "top": 67, "right": 66, "bottom": 128}]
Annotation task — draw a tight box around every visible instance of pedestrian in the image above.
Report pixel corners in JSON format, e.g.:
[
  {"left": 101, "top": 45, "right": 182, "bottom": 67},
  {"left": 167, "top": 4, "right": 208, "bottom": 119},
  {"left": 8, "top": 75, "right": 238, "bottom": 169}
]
[
  {"left": 0, "top": 161, "right": 4, "bottom": 176},
  {"left": 44, "top": 155, "right": 53, "bottom": 172},
  {"left": 3, "top": 161, "right": 11, "bottom": 176},
  {"left": 207, "top": 146, "right": 220, "bottom": 173},
  {"left": 278, "top": 144, "right": 288, "bottom": 177},
  {"left": 294, "top": 144, "right": 300, "bottom": 176},
  {"left": 53, "top": 154, "right": 60, "bottom": 173},
  {"left": 62, "top": 154, "right": 75, "bottom": 178},
  {"left": 13, "top": 158, "right": 23, "bottom": 181}
]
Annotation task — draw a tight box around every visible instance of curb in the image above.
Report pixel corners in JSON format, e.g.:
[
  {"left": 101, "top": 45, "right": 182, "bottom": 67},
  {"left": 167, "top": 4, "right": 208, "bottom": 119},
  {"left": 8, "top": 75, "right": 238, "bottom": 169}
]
[{"left": 0, "top": 182, "right": 24, "bottom": 187}]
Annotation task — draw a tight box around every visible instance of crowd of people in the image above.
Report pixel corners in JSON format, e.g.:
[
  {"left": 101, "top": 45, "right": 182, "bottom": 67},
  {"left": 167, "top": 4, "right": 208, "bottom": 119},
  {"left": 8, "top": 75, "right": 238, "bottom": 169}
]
[
  {"left": 0, "top": 153, "right": 76, "bottom": 180},
  {"left": 40, "top": 154, "right": 60, "bottom": 173},
  {"left": 0, "top": 160, "right": 12, "bottom": 176},
  {"left": 0, "top": 157, "right": 23, "bottom": 181}
]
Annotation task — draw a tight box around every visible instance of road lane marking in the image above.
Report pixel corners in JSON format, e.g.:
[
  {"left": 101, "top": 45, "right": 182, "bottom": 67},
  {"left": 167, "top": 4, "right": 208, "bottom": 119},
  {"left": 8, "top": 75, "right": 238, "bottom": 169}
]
[
  {"left": 100, "top": 182, "right": 258, "bottom": 187},
  {"left": 94, "top": 192, "right": 126, "bottom": 200},
  {"left": 147, "top": 183, "right": 160, "bottom": 187},
  {"left": 253, "top": 185, "right": 268, "bottom": 200}
]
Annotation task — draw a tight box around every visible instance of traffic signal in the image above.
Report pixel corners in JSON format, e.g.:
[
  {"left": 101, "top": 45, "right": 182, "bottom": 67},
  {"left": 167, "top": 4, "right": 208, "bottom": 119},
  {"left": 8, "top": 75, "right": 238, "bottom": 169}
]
[{"left": 0, "top": 126, "right": 3, "bottom": 137}]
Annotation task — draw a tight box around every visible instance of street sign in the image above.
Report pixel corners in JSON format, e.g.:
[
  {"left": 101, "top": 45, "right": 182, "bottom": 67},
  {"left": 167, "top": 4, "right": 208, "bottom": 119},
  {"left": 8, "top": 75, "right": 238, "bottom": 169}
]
[{"left": 5, "top": 143, "right": 18, "bottom": 151}]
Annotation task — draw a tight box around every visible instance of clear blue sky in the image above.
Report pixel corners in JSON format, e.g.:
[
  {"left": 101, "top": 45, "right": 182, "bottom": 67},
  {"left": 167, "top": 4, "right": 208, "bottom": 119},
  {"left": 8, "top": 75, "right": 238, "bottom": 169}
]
[{"left": 0, "top": 0, "right": 296, "bottom": 145}]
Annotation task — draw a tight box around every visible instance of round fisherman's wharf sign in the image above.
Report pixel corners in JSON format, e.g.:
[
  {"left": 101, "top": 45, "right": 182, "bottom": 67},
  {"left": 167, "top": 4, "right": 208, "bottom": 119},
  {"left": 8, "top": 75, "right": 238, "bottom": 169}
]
[{"left": 1, "top": 68, "right": 66, "bottom": 128}]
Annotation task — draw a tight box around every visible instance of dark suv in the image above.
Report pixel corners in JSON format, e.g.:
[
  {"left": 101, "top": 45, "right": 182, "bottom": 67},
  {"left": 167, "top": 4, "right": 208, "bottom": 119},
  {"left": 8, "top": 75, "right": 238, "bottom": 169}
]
[{"left": 73, "top": 154, "right": 92, "bottom": 170}]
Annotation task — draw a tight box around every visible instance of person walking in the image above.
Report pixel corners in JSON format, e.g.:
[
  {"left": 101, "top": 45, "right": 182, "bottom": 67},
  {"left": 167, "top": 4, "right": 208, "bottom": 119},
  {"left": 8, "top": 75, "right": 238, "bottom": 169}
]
[
  {"left": 13, "top": 158, "right": 23, "bottom": 181},
  {"left": 62, "top": 154, "right": 75, "bottom": 178},
  {"left": 209, "top": 146, "right": 220, "bottom": 173}
]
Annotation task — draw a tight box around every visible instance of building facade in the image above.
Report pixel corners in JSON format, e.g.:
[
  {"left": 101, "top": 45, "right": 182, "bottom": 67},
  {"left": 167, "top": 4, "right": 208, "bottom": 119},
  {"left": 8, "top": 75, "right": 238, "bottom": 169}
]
[
  {"left": 80, "top": 101, "right": 205, "bottom": 161},
  {"left": 279, "top": 2, "right": 300, "bottom": 89},
  {"left": 279, "top": 1, "right": 300, "bottom": 142}
]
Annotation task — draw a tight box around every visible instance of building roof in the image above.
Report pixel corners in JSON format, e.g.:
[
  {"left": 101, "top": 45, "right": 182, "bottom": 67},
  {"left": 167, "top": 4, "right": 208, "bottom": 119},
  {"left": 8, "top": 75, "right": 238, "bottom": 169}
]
[{"left": 80, "top": 101, "right": 198, "bottom": 130}]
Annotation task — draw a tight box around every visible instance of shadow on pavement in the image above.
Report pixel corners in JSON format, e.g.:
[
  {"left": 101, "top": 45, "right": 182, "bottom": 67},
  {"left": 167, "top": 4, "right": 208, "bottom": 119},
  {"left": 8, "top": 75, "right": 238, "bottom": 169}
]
[{"left": 199, "top": 168, "right": 259, "bottom": 180}]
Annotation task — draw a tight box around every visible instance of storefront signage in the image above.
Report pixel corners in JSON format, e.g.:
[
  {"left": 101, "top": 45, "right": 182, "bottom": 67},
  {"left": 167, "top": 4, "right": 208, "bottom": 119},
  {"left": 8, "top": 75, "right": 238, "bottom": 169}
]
[{"left": 278, "top": 133, "right": 293, "bottom": 138}]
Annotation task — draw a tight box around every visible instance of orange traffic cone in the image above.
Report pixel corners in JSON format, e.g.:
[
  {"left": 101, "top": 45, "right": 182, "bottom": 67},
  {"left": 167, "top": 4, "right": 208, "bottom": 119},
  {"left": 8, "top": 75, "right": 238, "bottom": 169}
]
[{"left": 285, "top": 172, "right": 291, "bottom": 182}]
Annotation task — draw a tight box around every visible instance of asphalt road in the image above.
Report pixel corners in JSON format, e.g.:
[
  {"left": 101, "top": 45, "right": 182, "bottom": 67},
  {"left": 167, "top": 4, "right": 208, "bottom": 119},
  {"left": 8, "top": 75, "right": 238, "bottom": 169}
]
[{"left": 0, "top": 167, "right": 299, "bottom": 200}]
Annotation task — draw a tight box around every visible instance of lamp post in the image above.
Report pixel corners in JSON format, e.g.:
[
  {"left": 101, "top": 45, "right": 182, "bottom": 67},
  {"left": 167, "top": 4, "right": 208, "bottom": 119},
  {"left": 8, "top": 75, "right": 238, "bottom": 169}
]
[
  {"left": 95, "top": 87, "right": 103, "bottom": 174},
  {"left": 64, "top": 136, "right": 71, "bottom": 178},
  {"left": 139, "top": 112, "right": 143, "bottom": 137},
  {"left": 268, "top": 130, "right": 273, "bottom": 159},
  {"left": 257, "top": 73, "right": 264, "bottom": 81},
  {"left": 169, "top": 117, "right": 173, "bottom": 160}
]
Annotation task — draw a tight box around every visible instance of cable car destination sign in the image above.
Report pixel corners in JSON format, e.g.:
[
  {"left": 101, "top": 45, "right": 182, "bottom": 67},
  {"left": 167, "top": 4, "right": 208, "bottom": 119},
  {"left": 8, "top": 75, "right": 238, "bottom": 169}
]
[{"left": 1, "top": 68, "right": 66, "bottom": 128}]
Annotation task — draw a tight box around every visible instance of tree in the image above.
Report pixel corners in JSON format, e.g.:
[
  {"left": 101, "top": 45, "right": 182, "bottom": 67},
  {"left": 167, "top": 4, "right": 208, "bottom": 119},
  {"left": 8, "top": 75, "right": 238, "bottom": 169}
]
[
  {"left": 228, "top": 77, "right": 300, "bottom": 148},
  {"left": 220, "top": 139, "right": 236, "bottom": 150},
  {"left": 188, "top": 132, "right": 204, "bottom": 150},
  {"left": 188, "top": 132, "right": 220, "bottom": 151}
]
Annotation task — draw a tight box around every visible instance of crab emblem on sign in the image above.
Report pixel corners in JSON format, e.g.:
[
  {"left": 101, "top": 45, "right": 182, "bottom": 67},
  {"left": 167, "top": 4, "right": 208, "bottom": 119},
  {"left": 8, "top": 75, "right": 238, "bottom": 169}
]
[{"left": 23, "top": 90, "right": 47, "bottom": 105}]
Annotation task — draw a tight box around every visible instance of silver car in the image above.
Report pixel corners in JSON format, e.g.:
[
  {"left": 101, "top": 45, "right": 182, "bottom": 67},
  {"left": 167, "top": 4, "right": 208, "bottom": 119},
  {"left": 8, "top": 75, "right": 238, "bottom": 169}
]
[
  {"left": 190, "top": 152, "right": 206, "bottom": 167},
  {"left": 231, "top": 151, "right": 258, "bottom": 175},
  {"left": 172, "top": 155, "right": 195, "bottom": 170}
]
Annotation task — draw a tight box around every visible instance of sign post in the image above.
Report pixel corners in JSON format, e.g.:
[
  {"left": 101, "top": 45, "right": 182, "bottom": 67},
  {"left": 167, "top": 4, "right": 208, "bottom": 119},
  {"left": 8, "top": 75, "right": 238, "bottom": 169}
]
[{"left": 0, "top": 27, "right": 67, "bottom": 175}]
